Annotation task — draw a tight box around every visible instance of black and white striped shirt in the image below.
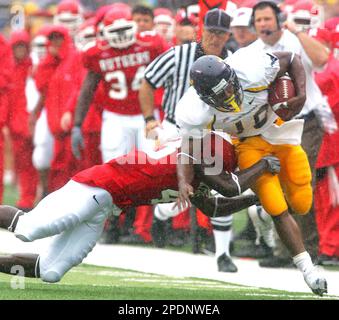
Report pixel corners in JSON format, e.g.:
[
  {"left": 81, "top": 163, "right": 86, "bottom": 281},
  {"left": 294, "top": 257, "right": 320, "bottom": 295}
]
[{"left": 144, "top": 42, "right": 230, "bottom": 124}]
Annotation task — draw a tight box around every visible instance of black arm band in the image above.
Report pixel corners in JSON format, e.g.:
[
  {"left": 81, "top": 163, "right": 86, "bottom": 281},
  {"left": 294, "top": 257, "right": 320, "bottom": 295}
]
[{"left": 144, "top": 115, "right": 156, "bottom": 123}]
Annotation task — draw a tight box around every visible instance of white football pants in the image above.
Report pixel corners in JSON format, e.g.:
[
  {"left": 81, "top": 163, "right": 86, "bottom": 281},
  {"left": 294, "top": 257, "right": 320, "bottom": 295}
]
[
  {"left": 32, "top": 109, "right": 54, "bottom": 170},
  {"left": 101, "top": 110, "right": 157, "bottom": 163},
  {"left": 14, "top": 180, "right": 113, "bottom": 283}
]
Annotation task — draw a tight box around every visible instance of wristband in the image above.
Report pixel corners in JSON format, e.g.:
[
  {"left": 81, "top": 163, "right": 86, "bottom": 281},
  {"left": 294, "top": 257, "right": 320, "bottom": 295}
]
[{"left": 144, "top": 115, "right": 156, "bottom": 124}]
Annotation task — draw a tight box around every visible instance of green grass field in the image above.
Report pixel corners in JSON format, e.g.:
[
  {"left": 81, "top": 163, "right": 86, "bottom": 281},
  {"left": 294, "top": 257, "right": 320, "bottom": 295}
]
[
  {"left": 0, "top": 264, "right": 332, "bottom": 300},
  {"left": 2, "top": 184, "right": 337, "bottom": 301}
]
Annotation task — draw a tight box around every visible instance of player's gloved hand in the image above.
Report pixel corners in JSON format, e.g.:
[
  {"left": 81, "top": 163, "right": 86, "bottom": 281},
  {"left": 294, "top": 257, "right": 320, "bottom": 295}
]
[
  {"left": 314, "top": 106, "right": 338, "bottom": 134},
  {"left": 71, "top": 126, "right": 84, "bottom": 160},
  {"left": 262, "top": 156, "right": 281, "bottom": 174}
]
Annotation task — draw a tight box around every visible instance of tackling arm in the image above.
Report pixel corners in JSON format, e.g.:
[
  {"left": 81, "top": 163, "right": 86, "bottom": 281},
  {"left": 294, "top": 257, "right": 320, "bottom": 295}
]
[
  {"left": 195, "top": 156, "right": 280, "bottom": 197},
  {"left": 176, "top": 135, "right": 281, "bottom": 209}
]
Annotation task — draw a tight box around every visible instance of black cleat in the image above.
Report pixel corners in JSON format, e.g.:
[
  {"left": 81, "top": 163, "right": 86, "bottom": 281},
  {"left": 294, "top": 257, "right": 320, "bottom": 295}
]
[
  {"left": 311, "top": 278, "right": 328, "bottom": 297},
  {"left": 151, "top": 216, "right": 168, "bottom": 248},
  {"left": 217, "top": 253, "right": 238, "bottom": 273},
  {"left": 317, "top": 254, "right": 339, "bottom": 266},
  {"left": 259, "top": 256, "right": 295, "bottom": 268},
  {"left": 119, "top": 233, "right": 151, "bottom": 245},
  {"left": 232, "top": 239, "right": 273, "bottom": 259},
  {"left": 167, "top": 229, "right": 189, "bottom": 248}
]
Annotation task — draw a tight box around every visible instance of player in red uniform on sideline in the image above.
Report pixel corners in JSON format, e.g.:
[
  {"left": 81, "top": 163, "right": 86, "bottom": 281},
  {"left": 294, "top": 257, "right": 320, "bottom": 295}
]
[
  {"left": 34, "top": 25, "right": 83, "bottom": 192},
  {"left": 313, "top": 18, "right": 339, "bottom": 265},
  {"left": 7, "top": 30, "right": 39, "bottom": 210},
  {"left": 0, "top": 132, "right": 280, "bottom": 283},
  {"left": 71, "top": 5, "right": 168, "bottom": 244},
  {"left": 0, "top": 35, "right": 12, "bottom": 203}
]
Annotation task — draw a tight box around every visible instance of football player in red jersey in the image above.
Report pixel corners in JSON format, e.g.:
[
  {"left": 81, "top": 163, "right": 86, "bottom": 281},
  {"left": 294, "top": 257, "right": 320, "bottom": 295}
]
[
  {"left": 71, "top": 5, "right": 168, "bottom": 244},
  {"left": 71, "top": 5, "right": 167, "bottom": 162},
  {"left": 0, "top": 133, "right": 280, "bottom": 283},
  {"left": 53, "top": 0, "right": 84, "bottom": 38}
]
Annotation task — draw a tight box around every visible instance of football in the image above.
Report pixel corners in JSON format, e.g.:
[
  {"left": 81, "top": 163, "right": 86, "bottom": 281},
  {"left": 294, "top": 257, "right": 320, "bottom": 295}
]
[{"left": 268, "top": 75, "right": 296, "bottom": 119}]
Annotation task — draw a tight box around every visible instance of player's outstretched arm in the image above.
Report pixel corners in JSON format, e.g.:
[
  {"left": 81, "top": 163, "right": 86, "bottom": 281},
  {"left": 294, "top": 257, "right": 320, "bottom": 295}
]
[
  {"left": 195, "top": 156, "right": 280, "bottom": 198},
  {"left": 190, "top": 189, "right": 259, "bottom": 218}
]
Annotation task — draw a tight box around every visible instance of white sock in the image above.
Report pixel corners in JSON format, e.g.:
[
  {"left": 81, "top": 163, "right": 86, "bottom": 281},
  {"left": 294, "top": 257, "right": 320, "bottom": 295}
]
[
  {"left": 213, "top": 229, "right": 232, "bottom": 258},
  {"left": 293, "top": 251, "right": 315, "bottom": 275}
]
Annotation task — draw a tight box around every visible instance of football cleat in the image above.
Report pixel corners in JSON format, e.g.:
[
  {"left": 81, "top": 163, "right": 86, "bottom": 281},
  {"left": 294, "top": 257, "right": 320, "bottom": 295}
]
[
  {"left": 304, "top": 269, "right": 328, "bottom": 296},
  {"left": 151, "top": 215, "right": 168, "bottom": 248},
  {"left": 217, "top": 253, "right": 238, "bottom": 273}
]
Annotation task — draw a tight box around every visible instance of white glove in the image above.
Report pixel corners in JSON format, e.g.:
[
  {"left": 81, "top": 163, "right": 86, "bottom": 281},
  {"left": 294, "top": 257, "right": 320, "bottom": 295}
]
[
  {"left": 314, "top": 103, "right": 338, "bottom": 135},
  {"left": 328, "top": 166, "right": 339, "bottom": 207}
]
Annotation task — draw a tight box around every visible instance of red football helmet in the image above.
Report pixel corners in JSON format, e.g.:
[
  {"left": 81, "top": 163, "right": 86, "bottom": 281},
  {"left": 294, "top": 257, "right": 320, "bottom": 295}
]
[
  {"left": 288, "top": 0, "right": 323, "bottom": 32},
  {"left": 54, "top": 0, "right": 83, "bottom": 36},
  {"left": 154, "top": 8, "right": 174, "bottom": 41},
  {"left": 102, "top": 6, "right": 137, "bottom": 49}
]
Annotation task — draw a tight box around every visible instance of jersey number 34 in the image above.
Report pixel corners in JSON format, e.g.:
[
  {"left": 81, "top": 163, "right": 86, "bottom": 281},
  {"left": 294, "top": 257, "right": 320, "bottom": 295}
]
[{"left": 105, "top": 66, "right": 146, "bottom": 100}]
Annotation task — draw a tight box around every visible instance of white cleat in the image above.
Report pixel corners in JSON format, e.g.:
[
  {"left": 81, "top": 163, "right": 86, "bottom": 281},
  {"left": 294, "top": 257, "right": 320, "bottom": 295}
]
[{"left": 304, "top": 270, "right": 328, "bottom": 296}]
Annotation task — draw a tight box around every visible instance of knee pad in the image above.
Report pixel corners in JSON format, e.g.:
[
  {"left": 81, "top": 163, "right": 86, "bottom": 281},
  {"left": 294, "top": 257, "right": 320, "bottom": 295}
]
[
  {"left": 41, "top": 270, "right": 62, "bottom": 283},
  {"left": 40, "top": 238, "right": 97, "bottom": 283},
  {"left": 288, "top": 185, "right": 313, "bottom": 215},
  {"left": 15, "top": 211, "right": 81, "bottom": 241},
  {"left": 285, "top": 147, "right": 312, "bottom": 186},
  {"left": 255, "top": 175, "right": 288, "bottom": 216}
]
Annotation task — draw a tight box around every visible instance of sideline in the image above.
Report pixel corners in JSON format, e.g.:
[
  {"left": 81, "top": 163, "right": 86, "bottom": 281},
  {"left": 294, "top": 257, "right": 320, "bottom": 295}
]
[{"left": 0, "top": 230, "right": 338, "bottom": 297}]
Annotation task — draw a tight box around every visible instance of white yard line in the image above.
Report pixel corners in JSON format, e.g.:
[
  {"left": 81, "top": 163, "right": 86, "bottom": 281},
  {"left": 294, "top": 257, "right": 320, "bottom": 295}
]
[{"left": 0, "top": 230, "right": 338, "bottom": 297}]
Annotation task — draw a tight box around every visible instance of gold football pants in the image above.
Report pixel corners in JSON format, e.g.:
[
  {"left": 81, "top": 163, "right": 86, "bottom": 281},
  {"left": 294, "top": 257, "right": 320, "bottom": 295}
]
[{"left": 235, "top": 136, "right": 312, "bottom": 216}]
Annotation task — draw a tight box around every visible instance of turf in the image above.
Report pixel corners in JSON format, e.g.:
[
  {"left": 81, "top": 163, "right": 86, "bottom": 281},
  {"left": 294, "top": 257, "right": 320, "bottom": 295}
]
[{"left": 0, "top": 264, "right": 333, "bottom": 300}]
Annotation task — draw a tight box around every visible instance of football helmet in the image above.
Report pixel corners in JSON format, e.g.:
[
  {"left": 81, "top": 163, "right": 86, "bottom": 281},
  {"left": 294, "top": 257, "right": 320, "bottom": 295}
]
[
  {"left": 102, "top": 6, "right": 137, "bottom": 49},
  {"left": 54, "top": 0, "right": 83, "bottom": 36},
  {"left": 288, "top": 0, "right": 323, "bottom": 32},
  {"left": 190, "top": 55, "right": 243, "bottom": 113},
  {"left": 154, "top": 8, "right": 175, "bottom": 41},
  {"left": 75, "top": 18, "right": 96, "bottom": 51}
]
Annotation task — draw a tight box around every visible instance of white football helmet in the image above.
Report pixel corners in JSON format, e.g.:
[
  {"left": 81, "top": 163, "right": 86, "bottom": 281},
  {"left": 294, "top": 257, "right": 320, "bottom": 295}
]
[
  {"left": 102, "top": 6, "right": 137, "bottom": 49},
  {"left": 288, "top": 0, "right": 324, "bottom": 32},
  {"left": 75, "top": 18, "right": 96, "bottom": 51},
  {"left": 54, "top": 0, "right": 83, "bottom": 36}
]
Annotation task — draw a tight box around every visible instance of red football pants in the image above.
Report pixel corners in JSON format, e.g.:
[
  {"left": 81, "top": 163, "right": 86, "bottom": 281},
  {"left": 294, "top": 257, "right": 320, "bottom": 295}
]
[
  {"left": 315, "top": 164, "right": 339, "bottom": 257},
  {"left": 10, "top": 134, "right": 38, "bottom": 208},
  {"left": 48, "top": 134, "right": 81, "bottom": 192}
]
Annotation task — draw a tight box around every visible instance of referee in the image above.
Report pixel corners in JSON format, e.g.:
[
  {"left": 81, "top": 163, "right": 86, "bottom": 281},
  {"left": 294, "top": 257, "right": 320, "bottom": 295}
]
[
  {"left": 139, "top": 9, "right": 238, "bottom": 273},
  {"left": 139, "top": 8, "right": 232, "bottom": 132}
]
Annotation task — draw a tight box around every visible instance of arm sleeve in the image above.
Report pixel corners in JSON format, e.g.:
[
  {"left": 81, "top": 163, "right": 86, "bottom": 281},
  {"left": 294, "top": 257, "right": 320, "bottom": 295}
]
[{"left": 82, "top": 49, "right": 101, "bottom": 74}]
